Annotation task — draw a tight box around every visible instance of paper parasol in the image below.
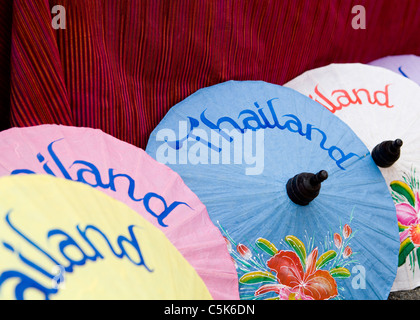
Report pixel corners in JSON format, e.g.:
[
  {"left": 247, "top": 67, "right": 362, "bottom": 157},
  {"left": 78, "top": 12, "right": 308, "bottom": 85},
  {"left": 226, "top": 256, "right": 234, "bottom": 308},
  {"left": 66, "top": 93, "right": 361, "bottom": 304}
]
[
  {"left": 146, "top": 80, "right": 399, "bottom": 300},
  {"left": 0, "top": 174, "right": 212, "bottom": 299},
  {"left": 0, "top": 125, "right": 238, "bottom": 299},
  {"left": 369, "top": 54, "right": 420, "bottom": 85},
  {"left": 286, "top": 63, "right": 420, "bottom": 291}
]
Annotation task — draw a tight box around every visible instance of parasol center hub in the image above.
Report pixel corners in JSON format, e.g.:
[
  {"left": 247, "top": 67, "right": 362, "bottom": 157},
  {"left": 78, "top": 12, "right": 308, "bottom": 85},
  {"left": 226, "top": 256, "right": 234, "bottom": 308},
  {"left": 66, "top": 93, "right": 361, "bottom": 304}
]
[
  {"left": 391, "top": 139, "right": 403, "bottom": 152},
  {"left": 309, "top": 170, "right": 328, "bottom": 186},
  {"left": 372, "top": 139, "right": 403, "bottom": 168},
  {"left": 286, "top": 170, "right": 328, "bottom": 206}
]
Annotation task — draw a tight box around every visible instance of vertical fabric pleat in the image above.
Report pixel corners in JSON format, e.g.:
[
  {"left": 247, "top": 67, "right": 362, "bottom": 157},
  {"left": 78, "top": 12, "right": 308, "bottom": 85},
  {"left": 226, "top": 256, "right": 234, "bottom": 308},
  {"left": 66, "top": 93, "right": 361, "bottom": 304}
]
[
  {"left": 10, "top": 0, "right": 73, "bottom": 127},
  {"left": 1, "top": 0, "right": 420, "bottom": 148},
  {"left": 0, "top": 1, "right": 13, "bottom": 132}
]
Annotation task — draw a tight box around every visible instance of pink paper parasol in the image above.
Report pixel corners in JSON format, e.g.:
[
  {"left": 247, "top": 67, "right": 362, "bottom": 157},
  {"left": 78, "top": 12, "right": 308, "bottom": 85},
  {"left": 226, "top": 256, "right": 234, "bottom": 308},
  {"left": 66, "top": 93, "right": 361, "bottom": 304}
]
[{"left": 0, "top": 124, "right": 239, "bottom": 299}]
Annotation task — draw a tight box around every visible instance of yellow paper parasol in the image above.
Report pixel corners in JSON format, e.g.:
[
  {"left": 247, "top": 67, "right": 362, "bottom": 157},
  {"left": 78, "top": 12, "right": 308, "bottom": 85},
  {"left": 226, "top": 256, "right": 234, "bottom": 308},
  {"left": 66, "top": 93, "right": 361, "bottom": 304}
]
[{"left": 0, "top": 174, "right": 212, "bottom": 300}]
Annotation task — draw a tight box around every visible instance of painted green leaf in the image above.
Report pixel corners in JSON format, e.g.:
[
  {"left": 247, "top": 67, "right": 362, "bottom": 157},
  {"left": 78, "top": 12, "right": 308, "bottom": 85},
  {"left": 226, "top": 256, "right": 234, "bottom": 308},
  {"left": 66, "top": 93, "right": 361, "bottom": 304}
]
[
  {"left": 398, "top": 222, "right": 408, "bottom": 232},
  {"left": 391, "top": 181, "right": 416, "bottom": 207},
  {"left": 316, "top": 250, "right": 337, "bottom": 269},
  {"left": 237, "top": 258, "right": 253, "bottom": 269},
  {"left": 255, "top": 238, "right": 278, "bottom": 256},
  {"left": 285, "top": 235, "right": 306, "bottom": 268},
  {"left": 416, "top": 247, "right": 420, "bottom": 270},
  {"left": 329, "top": 267, "right": 351, "bottom": 278},
  {"left": 399, "top": 238, "right": 415, "bottom": 267},
  {"left": 239, "top": 271, "right": 277, "bottom": 285}
]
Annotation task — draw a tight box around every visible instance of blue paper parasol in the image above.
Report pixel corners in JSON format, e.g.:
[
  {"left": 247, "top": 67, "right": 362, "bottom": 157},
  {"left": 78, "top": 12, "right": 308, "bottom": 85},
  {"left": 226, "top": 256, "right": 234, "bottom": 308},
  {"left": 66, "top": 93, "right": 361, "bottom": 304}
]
[{"left": 146, "top": 81, "right": 399, "bottom": 300}]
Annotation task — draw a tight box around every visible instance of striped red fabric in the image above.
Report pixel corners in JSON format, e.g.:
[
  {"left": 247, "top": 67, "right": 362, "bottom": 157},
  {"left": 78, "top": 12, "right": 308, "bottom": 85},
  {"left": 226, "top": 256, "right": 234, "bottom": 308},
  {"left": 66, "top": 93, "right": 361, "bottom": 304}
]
[
  {"left": 1, "top": 0, "right": 420, "bottom": 148},
  {"left": 0, "top": 1, "right": 13, "bottom": 132}
]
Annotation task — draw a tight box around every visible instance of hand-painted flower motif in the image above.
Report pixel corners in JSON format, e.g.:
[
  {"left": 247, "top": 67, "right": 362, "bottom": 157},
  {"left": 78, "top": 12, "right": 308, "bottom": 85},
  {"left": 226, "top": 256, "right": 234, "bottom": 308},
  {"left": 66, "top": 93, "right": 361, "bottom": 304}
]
[
  {"left": 343, "top": 246, "right": 352, "bottom": 259},
  {"left": 218, "top": 220, "right": 355, "bottom": 300},
  {"left": 237, "top": 243, "right": 252, "bottom": 260},
  {"left": 260, "top": 248, "right": 338, "bottom": 300},
  {"left": 255, "top": 283, "right": 314, "bottom": 300},
  {"left": 390, "top": 176, "right": 420, "bottom": 267},
  {"left": 409, "top": 224, "right": 420, "bottom": 246},
  {"left": 334, "top": 233, "right": 342, "bottom": 249},
  {"left": 396, "top": 191, "right": 420, "bottom": 245},
  {"left": 230, "top": 257, "right": 238, "bottom": 269},
  {"left": 343, "top": 224, "right": 352, "bottom": 239},
  {"left": 223, "top": 236, "right": 233, "bottom": 252}
]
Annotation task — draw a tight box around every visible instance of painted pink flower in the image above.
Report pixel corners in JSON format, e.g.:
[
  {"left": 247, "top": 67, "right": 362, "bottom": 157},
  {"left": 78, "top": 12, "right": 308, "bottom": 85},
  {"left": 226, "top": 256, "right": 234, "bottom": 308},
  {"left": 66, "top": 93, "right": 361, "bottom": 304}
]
[
  {"left": 237, "top": 243, "right": 252, "bottom": 260},
  {"left": 397, "top": 202, "right": 419, "bottom": 226},
  {"left": 343, "top": 224, "right": 352, "bottom": 239},
  {"left": 397, "top": 191, "right": 420, "bottom": 244},
  {"left": 255, "top": 284, "right": 314, "bottom": 300},
  {"left": 343, "top": 246, "right": 352, "bottom": 258},
  {"left": 255, "top": 248, "right": 338, "bottom": 300},
  {"left": 334, "top": 233, "right": 342, "bottom": 249}
]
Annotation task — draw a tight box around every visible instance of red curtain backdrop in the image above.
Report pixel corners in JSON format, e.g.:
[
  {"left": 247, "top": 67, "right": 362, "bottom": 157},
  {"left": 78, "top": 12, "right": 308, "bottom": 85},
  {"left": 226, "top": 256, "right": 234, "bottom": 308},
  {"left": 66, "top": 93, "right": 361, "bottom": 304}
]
[{"left": 1, "top": 0, "right": 420, "bottom": 148}]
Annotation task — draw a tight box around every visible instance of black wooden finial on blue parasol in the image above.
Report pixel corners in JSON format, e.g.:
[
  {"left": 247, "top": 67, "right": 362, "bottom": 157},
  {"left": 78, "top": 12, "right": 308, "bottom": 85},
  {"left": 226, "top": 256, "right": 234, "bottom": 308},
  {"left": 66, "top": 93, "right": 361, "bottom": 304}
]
[
  {"left": 286, "top": 170, "right": 328, "bottom": 206},
  {"left": 371, "top": 139, "right": 403, "bottom": 168}
]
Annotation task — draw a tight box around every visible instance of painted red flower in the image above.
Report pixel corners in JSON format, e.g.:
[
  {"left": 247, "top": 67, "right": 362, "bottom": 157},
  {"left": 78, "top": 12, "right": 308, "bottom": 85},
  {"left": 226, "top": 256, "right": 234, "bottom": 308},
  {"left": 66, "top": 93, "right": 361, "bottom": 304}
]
[
  {"left": 237, "top": 243, "right": 252, "bottom": 260},
  {"left": 343, "top": 246, "right": 352, "bottom": 259},
  {"left": 343, "top": 224, "right": 352, "bottom": 239},
  {"left": 409, "top": 224, "right": 420, "bottom": 246},
  {"left": 258, "top": 248, "right": 338, "bottom": 300},
  {"left": 223, "top": 236, "right": 232, "bottom": 253},
  {"left": 334, "top": 233, "right": 342, "bottom": 249}
]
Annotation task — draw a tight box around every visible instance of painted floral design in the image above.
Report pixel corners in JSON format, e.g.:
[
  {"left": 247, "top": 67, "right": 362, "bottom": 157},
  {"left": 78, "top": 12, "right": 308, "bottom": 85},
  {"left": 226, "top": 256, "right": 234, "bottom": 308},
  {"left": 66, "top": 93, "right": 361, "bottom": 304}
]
[
  {"left": 261, "top": 247, "right": 338, "bottom": 300},
  {"left": 218, "top": 217, "right": 357, "bottom": 300},
  {"left": 391, "top": 168, "right": 420, "bottom": 269}
]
